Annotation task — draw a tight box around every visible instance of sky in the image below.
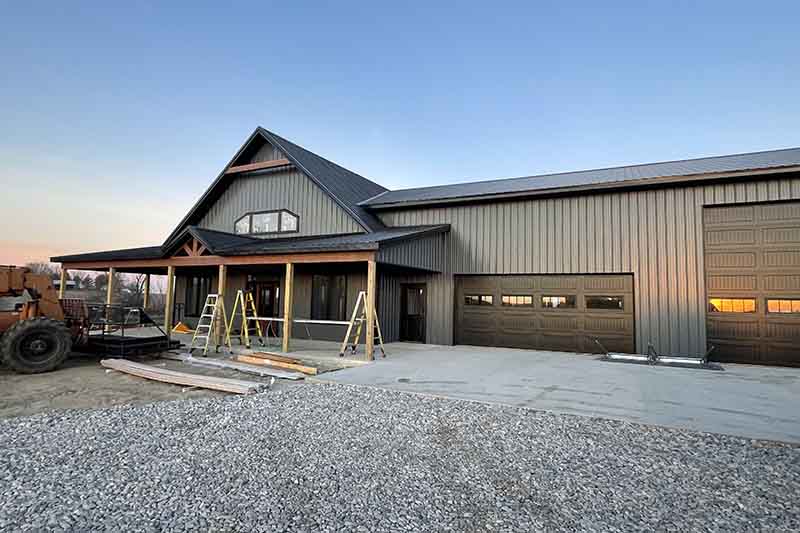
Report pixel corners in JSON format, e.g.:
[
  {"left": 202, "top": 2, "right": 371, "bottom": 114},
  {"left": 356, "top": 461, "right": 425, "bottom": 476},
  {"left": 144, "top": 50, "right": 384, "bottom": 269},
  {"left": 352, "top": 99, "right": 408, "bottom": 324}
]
[{"left": 1, "top": 1, "right": 799, "bottom": 265}]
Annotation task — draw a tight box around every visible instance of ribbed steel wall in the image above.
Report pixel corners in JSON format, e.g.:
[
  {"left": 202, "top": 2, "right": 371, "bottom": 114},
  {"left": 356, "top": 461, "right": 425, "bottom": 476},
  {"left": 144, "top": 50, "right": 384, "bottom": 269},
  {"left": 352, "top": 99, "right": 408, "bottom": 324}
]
[
  {"left": 378, "top": 176, "right": 800, "bottom": 355},
  {"left": 198, "top": 168, "right": 363, "bottom": 238},
  {"left": 377, "top": 232, "right": 448, "bottom": 272}
]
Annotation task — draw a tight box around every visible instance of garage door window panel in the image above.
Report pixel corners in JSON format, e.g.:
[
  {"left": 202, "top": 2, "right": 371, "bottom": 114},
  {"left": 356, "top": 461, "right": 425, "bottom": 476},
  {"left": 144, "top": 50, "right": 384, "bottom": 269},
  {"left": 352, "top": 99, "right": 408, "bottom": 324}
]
[
  {"left": 767, "top": 299, "right": 800, "bottom": 314},
  {"left": 501, "top": 295, "right": 533, "bottom": 307},
  {"left": 708, "top": 298, "right": 756, "bottom": 313},
  {"left": 465, "top": 295, "right": 493, "bottom": 306},
  {"left": 585, "top": 296, "right": 625, "bottom": 311},
  {"left": 541, "top": 295, "right": 577, "bottom": 309}
]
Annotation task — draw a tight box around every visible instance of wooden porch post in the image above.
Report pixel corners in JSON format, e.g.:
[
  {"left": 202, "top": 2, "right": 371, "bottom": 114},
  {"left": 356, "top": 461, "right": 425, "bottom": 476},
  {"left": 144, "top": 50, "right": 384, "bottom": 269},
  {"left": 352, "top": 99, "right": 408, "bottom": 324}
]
[
  {"left": 164, "top": 266, "right": 175, "bottom": 337},
  {"left": 142, "top": 274, "right": 150, "bottom": 309},
  {"left": 58, "top": 268, "right": 67, "bottom": 299},
  {"left": 216, "top": 264, "right": 227, "bottom": 345},
  {"left": 282, "top": 262, "right": 294, "bottom": 353},
  {"left": 365, "top": 259, "right": 377, "bottom": 361},
  {"left": 106, "top": 267, "right": 116, "bottom": 306}
]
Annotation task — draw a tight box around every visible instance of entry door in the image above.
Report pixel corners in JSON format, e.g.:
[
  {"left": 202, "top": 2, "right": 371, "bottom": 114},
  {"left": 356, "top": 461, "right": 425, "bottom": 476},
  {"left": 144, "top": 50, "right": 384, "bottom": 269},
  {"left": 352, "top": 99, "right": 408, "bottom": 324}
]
[
  {"left": 254, "top": 282, "right": 280, "bottom": 318},
  {"left": 400, "top": 284, "right": 426, "bottom": 342}
]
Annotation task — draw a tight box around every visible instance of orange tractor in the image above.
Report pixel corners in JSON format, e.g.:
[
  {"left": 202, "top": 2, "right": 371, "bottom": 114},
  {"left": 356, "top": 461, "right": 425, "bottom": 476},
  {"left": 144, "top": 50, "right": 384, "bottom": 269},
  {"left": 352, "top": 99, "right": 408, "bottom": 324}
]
[{"left": 0, "top": 266, "right": 76, "bottom": 373}]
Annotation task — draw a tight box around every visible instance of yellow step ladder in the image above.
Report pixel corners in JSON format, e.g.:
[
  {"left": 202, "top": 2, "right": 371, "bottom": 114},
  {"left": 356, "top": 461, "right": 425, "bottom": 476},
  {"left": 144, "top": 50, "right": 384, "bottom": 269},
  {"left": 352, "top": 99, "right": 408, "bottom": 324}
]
[
  {"left": 226, "top": 290, "right": 267, "bottom": 349},
  {"left": 339, "top": 291, "right": 386, "bottom": 358}
]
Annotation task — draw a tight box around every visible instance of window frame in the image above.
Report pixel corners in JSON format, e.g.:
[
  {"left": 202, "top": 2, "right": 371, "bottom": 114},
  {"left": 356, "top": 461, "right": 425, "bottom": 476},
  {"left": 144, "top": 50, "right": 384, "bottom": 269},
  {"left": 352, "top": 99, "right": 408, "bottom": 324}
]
[
  {"left": 707, "top": 297, "right": 757, "bottom": 314},
  {"left": 311, "top": 274, "right": 347, "bottom": 321},
  {"left": 765, "top": 298, "right": 800, "bottom": 314},
  {"left": 233, "top": 209, "right": 300, "bottom": 236},
  {"left": 464, "top": 294, "right": 493, "bottom": 306},
  {"left": 501, "top": 294, "right": 534, "bottom": 307},
  {"left": 585, "top": 295, "right": 626, "bottom": 311},
  {"left": 541, "top": 295, "right": 577, "bottom": 310},
  {"left": 184, "top": 275, "right": 213, "bottom": 317}
]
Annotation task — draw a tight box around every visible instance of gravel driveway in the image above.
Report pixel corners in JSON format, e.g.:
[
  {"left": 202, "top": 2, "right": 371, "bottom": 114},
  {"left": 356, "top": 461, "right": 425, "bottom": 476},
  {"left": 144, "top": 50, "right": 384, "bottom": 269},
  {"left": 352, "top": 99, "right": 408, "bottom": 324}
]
[{"left": 1, "top": 383, "right": 798, "bottom": 532}]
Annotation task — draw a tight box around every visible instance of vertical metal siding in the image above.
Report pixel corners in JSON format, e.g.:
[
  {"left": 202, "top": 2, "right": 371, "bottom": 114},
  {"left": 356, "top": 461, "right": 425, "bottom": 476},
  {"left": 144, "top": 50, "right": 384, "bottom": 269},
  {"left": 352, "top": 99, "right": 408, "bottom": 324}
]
[
  {"left": 198, "top": 168, "right": 362, "bottom": 238},
  {"left": 377, "top": 176, "right": 800, "bottom": 355},
  {"left": 376, "top": 233, "right": 447, "bottom": 272}
]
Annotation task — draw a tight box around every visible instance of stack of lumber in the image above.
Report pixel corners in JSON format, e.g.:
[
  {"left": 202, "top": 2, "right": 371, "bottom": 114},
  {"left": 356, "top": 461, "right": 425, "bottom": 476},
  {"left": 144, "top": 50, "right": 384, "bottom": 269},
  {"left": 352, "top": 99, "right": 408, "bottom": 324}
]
[
  {"left": 238, "top": 352, "right": 319, "bottom": 376},
  {"left": 161, "top": 352, "right": 305, "bottom": 380},
  {"left": 100, "top": 359, "right": 269, "bottom": 394}
]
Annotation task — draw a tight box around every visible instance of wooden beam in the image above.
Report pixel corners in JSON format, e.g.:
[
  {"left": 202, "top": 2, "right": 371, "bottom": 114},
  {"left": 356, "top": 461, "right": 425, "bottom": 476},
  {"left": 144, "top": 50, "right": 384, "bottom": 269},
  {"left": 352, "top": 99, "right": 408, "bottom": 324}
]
[
  {"left": 164, "top": 265, "right": 175, "bottom": 337},
  {"left": 216, "top": 264, "right": 227, "bottom": 345},
  {"left": 365, "top": 259, "right": 377, "bottom": 361},
  {"left": 106, "top": 267, "right": 116, "bottom": 306},
  {"left": 236, "top": 354, "right": 317, "bottom": 375},
  {"left": 143, "top": 274, "right": 150, "bottom": 309},
  {"left": 181, "top": 243, "right": 194, "bottom": 257},
  {"left": 60, "top": 250, "right": 376, "bottom": 271},
  {"left": 282, "top": 262, "right": 294, "bottom": 353},
  {"left": 58, "top": 268, "right": 67, "bottom": 299},
  {"left": 225, "top": 158, "right": 291, "bottom": 175}
]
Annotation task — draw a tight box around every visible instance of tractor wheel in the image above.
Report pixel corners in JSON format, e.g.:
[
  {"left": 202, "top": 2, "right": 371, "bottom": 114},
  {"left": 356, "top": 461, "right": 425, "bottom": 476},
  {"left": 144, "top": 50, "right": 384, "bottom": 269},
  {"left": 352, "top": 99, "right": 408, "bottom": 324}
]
[{"left": 0, "top": 317, "right": 72, "bottom": 374}]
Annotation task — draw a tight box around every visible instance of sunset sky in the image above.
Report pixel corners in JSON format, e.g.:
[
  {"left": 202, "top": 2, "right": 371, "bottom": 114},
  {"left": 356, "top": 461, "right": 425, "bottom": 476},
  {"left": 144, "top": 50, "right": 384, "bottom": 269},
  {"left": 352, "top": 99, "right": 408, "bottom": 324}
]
[{"left": 3, "top": 1, "right": 800, "bottom": 266}]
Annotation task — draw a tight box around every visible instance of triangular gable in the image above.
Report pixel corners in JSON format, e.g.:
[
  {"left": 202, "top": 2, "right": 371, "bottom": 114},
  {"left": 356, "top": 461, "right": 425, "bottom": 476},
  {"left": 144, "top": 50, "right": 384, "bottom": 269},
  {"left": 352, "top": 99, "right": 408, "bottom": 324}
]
[{"left": 163, "top": 128, "right": 388, "bottom": 245}]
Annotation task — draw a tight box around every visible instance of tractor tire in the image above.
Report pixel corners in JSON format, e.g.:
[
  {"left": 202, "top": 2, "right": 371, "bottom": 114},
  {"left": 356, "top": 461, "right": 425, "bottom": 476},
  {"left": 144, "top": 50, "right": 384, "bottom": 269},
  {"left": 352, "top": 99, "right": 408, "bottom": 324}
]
[{"left": 0, "top": 317, "right": 72, "bottom": 374}]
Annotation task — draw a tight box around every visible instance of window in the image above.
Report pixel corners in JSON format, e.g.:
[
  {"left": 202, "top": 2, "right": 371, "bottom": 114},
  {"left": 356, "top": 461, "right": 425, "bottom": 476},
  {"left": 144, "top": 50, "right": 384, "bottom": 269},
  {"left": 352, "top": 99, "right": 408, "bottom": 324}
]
[
  {"left": 707, "top": 298, "right": 756, "bottom": 313},
  {"left": 502, "top": 295, "right": 533, "bottom": 306},
  {"left": 586, "top": 296, "right": 625, "bottom": 310},
  {"left": 311, "top": 275, "right": 347, "bottom": 321},
  {"left": 465, "top": 294, "right": 493, "bottom": 306},
  {"left": 281, "top": 211, "right": 298, "bottom": 232},
  {"left": 233, "top": 210, "right": 299, "bottom": 235},
  {"left": 766, "top": 299, "right": 800, "bottom": 314},
  {"left": 234, "top": 216, "right": 250, "bottom": 235},
  {"left": 185, "top": 275, "right": 213, "bottom": 317},
  {"left": 541, "top": 295, "right": 577, "bottom": 309},
  {"left": 252, "top": 212, "right": 279, "bottom": 233}
]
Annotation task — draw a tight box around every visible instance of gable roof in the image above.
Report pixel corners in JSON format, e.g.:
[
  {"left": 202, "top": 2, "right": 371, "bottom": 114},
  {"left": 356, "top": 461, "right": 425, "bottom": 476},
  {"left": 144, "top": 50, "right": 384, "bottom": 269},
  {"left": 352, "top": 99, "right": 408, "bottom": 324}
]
[
  {"left": 362, "top": 146, "right": 800, "bottom": 209},
  {"left": 164, "top": 127, "right": 388, "bottom": 244}
]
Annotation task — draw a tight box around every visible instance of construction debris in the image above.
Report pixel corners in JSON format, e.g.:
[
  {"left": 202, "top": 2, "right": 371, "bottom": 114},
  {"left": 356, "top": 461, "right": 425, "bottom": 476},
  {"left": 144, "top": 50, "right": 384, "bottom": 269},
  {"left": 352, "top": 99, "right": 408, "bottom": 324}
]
[
  {"left": 162, "top": 352, "right": 305, "bottom": 380},
  {"left": 100, "top": 359, "right": 270, "bottom": 394},
  {"left": 595, "top": 340, "right": 721, "bottom": 370},
  {"left": 172, "top": 322, "right": 194, "bottom": 334},
  {"left": 237, "top": 353, "right": 318, "bottom": 376}
]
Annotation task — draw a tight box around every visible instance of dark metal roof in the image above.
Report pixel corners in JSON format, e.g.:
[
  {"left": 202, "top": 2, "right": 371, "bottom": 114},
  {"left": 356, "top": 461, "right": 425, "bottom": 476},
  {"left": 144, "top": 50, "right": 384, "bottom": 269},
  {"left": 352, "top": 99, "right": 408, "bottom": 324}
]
[
  {"left": 258, "top": 128, "right": 387, "bottom": 232},
  {"left": 218, "top": 225, "right": 450, "bottom": 255},
  {"left": 52, "top": 246, "right": 163, "bottom": 263},
  {"left": 164, "top": 128, "right": 387, "bottom": 245},
  {"left": 52, "top": 225, "right": 449, "bottom": 263},
  {"left": 362, "top": 147, "right": 800, "bottom": 208}
]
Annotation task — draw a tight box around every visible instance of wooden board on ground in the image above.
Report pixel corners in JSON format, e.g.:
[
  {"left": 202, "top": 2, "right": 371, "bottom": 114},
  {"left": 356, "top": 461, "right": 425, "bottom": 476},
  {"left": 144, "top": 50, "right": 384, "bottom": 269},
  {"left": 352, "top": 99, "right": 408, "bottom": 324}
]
[
  {"left": 161, "top": 352, "right": 305, "bottom": 380},
  {"left": 252, "top": 351, "right": 303, "bottom": 364},
  {"left": 236, "top": 354, "right": 318, "bottom": 375},
  {"left": 100, "top": 359, "right": 269, "bottom": 395}
]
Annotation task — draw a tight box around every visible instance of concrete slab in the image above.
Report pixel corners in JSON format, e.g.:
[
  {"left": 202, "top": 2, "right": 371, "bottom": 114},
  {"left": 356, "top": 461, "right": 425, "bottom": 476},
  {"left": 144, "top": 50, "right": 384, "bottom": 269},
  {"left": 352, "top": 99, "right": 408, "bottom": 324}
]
[{"left": 316, "top": 343, "right": 800, "bottom": 443}]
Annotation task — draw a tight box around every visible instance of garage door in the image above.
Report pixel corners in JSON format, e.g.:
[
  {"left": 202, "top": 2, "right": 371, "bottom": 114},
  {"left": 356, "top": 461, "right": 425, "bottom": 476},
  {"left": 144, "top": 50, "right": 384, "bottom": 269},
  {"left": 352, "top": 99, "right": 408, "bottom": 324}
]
[
  {"left": 704, "top": 201, "right": 800, "bottom": 366},
  {"left": 455, "top": 274, "right": 635, "bottom": 353}
]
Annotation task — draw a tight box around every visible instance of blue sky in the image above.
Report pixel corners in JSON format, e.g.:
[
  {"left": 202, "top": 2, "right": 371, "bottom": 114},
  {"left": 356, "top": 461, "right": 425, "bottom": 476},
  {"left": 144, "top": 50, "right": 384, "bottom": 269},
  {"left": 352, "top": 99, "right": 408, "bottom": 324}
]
[{"left": 2, "top": 1, "right": 799, "bottom": 263}]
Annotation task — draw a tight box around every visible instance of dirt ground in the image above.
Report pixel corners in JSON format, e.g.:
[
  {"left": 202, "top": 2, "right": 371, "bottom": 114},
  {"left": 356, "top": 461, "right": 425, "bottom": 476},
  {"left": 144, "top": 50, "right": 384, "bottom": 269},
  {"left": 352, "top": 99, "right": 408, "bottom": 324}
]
[{"left": 0, "top": 353, "right": 298, "bottom": 419}]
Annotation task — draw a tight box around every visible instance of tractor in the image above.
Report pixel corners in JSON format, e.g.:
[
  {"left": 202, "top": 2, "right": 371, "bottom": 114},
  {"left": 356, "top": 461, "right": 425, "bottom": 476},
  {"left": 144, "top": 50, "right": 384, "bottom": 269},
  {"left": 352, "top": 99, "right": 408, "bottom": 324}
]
[{"left": 0, "top": 266, "right": 76, "bottom": 373}]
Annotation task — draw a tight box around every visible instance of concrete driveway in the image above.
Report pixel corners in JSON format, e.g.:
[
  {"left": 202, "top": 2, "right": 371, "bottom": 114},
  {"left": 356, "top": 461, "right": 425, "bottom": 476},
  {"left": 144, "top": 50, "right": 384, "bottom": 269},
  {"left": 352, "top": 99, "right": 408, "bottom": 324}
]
[{"left": 316, "top": 343, "right": 800, "bottom": 443}]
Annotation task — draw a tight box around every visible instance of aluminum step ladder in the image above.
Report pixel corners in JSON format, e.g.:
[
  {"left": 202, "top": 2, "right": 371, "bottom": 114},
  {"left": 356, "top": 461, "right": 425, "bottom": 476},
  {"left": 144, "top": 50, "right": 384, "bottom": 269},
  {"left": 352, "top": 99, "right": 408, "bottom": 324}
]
[
  {"left": 188, "top": 293, "right": 231, "bottom": 356},
  {"left": 339, "top": 291, "right": 386, "bottom": 358}
]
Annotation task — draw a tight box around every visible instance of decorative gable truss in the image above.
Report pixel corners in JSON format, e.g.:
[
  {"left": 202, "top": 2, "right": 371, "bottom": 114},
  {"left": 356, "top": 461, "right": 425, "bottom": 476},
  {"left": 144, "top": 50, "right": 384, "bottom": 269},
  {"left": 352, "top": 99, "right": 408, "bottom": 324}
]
[{"left": 173, "top": 238, "right": 212, "bottom": 258}]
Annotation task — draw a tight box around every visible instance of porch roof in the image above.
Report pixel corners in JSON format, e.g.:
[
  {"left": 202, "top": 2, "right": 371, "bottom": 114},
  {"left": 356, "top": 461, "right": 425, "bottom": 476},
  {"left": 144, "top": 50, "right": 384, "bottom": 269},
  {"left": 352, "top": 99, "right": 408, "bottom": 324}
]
[{"left": 51, "top": 225, "right": 449, "bottom": 263}]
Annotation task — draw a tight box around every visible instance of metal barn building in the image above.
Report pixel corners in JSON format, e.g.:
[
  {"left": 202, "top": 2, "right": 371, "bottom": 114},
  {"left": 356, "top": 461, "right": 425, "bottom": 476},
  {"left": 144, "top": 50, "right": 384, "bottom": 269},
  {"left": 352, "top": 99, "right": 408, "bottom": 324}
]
[{"left": 54, "top": 128, "right": 800, "bottom": 366}]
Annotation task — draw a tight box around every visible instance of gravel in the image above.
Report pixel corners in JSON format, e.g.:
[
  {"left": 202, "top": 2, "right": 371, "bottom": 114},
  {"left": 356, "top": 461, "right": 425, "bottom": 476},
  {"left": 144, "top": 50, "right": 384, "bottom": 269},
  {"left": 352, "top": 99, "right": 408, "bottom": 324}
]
[{"left": 1, "top": 382, "right": 798, "bottom": 532}]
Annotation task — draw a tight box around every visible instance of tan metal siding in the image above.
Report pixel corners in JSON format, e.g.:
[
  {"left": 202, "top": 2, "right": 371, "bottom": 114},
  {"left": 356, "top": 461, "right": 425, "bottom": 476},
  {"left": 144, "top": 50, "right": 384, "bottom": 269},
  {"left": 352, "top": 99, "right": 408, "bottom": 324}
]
[
  {"left": 198, "top": 168, "right": 362, "bottom": 238},
  {"left": 378, "top": 176, "right": 800, "bottom": 355}
]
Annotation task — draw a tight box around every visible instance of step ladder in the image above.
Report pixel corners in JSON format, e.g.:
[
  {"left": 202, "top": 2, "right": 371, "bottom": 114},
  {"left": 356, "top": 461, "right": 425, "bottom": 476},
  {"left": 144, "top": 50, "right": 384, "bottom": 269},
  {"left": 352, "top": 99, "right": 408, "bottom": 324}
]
[
  {"left": 226, "top": 290, "right": 266, "bottom": 349},
  {"left": 339, "top": 291, "right": 386, "bottom": 358},
  {"left": 188, "top": 293, "right": 231, "bottom": 356}
]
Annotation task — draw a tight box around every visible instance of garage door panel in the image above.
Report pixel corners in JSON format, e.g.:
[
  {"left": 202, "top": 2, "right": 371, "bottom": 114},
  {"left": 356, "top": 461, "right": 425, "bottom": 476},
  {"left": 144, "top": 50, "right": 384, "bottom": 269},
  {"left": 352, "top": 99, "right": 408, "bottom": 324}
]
[
  {"left": 456, "top": 274, "right": 634, "bottom": 354},
  {"left": 705, "top": 201, "right": 800, "bottom": 366}
]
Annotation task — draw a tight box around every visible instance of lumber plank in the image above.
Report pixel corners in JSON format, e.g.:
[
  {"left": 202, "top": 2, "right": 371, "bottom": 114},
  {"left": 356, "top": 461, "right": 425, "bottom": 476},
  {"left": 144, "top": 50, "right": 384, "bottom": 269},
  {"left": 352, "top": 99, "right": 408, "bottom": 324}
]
[
  {"left": 162, "top": 352, "right": 305, "bottom": 380},
  {"left": 251, "top": 351, "right": 303, "bottom": 364},
  {"left": 100, "top": 359, "right": 268, "bottom": 394},
  {"left": 236, "top": 354, "right": 318, "bottom": 375}
]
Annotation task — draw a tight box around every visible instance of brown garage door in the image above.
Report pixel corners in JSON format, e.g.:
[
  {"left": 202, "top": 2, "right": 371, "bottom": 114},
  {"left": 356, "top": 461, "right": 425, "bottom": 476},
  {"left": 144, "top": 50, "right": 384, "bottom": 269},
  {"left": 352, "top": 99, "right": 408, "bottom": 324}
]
[
  {"left": 455, "top": 274, "right": 635, "bottom": 354},
  {"left": 704, "top": 201, "right": 800, "bottom": 366}
]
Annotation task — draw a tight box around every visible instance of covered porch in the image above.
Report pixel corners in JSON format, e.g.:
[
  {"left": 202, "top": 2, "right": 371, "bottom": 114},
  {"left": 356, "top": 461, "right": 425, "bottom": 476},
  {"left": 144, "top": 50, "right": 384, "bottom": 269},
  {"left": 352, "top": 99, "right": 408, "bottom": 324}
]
[{"left": 52, "top": 224, "right": 450, "bottom": 360}]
